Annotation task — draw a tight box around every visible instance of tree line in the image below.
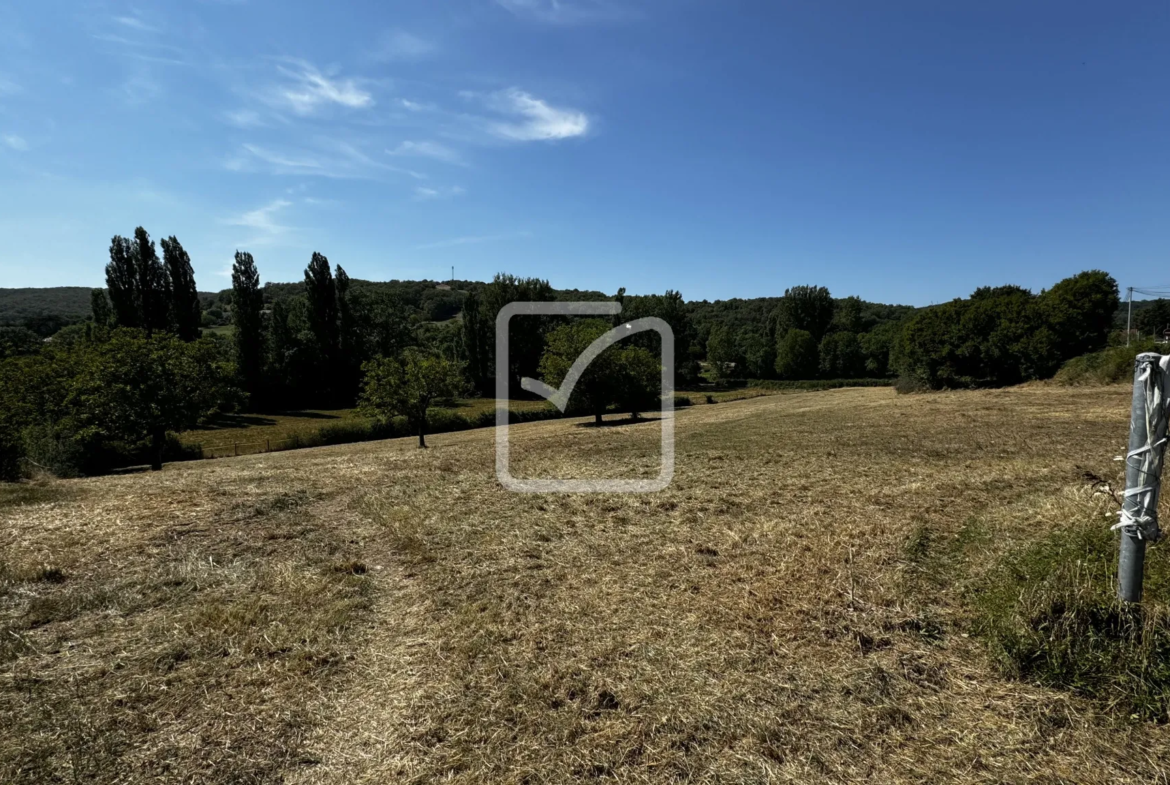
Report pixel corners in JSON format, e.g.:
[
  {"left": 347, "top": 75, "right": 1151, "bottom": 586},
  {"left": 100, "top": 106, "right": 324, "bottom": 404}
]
[{"left": 0, "top": 224, "right": 1124, "bottom": 480}]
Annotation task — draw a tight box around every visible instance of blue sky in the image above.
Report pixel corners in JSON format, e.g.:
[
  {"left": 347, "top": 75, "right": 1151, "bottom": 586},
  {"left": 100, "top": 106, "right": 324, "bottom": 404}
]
[{"left": 0, "top": 1, "right": 1167, "bottom": 305}]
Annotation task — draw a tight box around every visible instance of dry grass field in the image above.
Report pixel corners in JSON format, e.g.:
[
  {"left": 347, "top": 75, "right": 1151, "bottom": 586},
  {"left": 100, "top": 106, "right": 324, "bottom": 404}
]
[{"left": 4, "top": 383, "right": 1170, "bottom": 783}]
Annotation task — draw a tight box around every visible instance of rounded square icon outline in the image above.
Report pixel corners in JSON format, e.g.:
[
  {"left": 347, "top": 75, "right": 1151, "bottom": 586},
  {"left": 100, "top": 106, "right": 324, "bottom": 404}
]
[{"left": 495, "top": 301, "right": 675, "bottom": 493}]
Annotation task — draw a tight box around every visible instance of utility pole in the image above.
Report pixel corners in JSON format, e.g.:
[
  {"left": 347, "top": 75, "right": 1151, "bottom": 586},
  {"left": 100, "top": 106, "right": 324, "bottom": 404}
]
[{"left": 1127, "top": 287, "right": 1134, "bottom": 347}]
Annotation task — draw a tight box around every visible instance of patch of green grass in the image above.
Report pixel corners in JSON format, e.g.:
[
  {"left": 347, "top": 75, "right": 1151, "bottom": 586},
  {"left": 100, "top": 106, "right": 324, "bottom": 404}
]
[
  {"left": 1053, "top": 340, "right": 1160, "bottom": 386},
  {"left": 972, "top": 522, "right": 1170, "bottom": 720},
  {"left": 0, "top": 482, "right": 74, "bottom": 510}
]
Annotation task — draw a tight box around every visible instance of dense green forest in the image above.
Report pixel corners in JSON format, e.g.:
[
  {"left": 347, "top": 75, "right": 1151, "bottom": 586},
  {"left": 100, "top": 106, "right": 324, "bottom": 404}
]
[{"left": 0, "top": 224, "right": 1144, "bottom": 479}]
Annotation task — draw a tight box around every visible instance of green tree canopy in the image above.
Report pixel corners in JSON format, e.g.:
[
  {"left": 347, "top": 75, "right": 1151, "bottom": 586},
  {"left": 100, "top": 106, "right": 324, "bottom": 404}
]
[
  {"left": 1039, "top": 270, "right": 1119, "bottom": 359},
  {"left": 537, "top": 319, "right": 660, "bottom": 424},
  {"left": 232, "top": 251, "right": 266, "bottom": 406},
  {"left": 105, "top": 228, "right": 168, "bottom": 336},
  {"left": 160, "top": 236, "right": 202, "bottom": 341},
  {"left": 774, "top": 285, "right": 835, "bottom": 343},
  {"left": 359, "top": 348, "right": 466, "bottom": 448},
  {"left": 774, "top": 328, "right": 818, "bottom": 379},
  {"left": 819, "top": 331, "right": 865, "bottom": 378},
  {"left": 705, "top": 324, "right": 739, "bottom": 380}
]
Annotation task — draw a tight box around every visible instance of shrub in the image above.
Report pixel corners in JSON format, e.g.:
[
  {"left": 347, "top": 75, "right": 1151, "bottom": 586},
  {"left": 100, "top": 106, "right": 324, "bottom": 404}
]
[
  {"left": 1053, "top": 340, "right": 1159, "bottom": 386},
  {"left": 893, "top": 375, "right": 930, "bottom": 395},
  {"left": 21, "top": 424, "right": 92, "bottom": 478}
]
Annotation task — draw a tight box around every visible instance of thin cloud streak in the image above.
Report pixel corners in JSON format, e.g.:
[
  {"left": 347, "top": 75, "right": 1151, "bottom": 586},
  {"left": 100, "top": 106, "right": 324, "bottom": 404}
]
[
  {"left": 413, "top": 185, "right": 466, "bottom": 200},
  {"left": 484, "top": 88, "right": 589, "bottom": 141},
  {"left": 372, "top": 29, "right": 435, "bottom": 61},
  {"left": 2, "top": 134, "right": 28, "bottom": 151},
  {"left": 230, "top": 141, "right": 426, "bottom": 181},
  {"left": 225, "top": 198, "right": 296, "bottom": 247},
  {"left": 414, "top": 231, "right": 532, "bottom": 250},
  {"left": 114, "top": 15, "right": 160, "bottom": 33},
  {"left": 495, "top": 0, "right": 635, "bottom": 24},
  {"left": 269, "top": 60, "right": 373, "bottom": 115},
  {"left": 388, "top": 140, "right": 463, "bottom": 164}
]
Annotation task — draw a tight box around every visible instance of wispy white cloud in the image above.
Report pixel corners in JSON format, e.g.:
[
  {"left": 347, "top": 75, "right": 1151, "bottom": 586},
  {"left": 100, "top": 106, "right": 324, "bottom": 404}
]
[
  {"left": 230, "top": 141, "right": 425, "bottom": 181},
  {"left": 269, "top": 60, "right": 373, "bottom": 115},
  {"left": 223, "top": 108, "right": 265, "bottom": 128},
  {"left": 413, "top": 231, "right": 532, "bottom": 250},
  {"left": 2, "top": 134, "right": 28, "bottom": 151},
  {"left": 480, "top": 88, "right": 589, "bottom": 141},
  {"left": 388, "top": 139, "right": 463, "bottom": 165},
  {"left": 413, "top": 185, "right": 466, "bottom": 201},
  {"left": 372, "top": 29, "right": 435, "bottom": 61},
  {"left": 224, "top": 198, "right": 300, "bottom": 249},
  {"left": 120, "top": 72, "right": 161, "bottom": 105},
  {"left": 0, "top": 75, "right": 21, "bottom": 96},
  {"left": 114, "top": 14, "right": 160, "bottom": 33},
  {"left": 228, "top": 198, "right": 292, "bottom": 234},
  {"left": 234, "top": 143, "right": 323, "bottom": 173},
  {"left": 400, "top": 98, "right": 434, "bottom": 112},
  {"left": 495, "top": 0, "right": 633, "bottom": 24}
]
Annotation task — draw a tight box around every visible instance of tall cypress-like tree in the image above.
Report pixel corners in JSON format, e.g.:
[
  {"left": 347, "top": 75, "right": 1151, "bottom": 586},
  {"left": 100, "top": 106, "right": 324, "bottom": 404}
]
[
  {"left": 160, "top": 236, "right": 202, "bottom": 341},
  {"left": 105, "top": 228, "right": 168, "bottom": 336},
  {"left": 304, "top": 252, "right": 340, "bottom": 398},
  {"left": 335, "top": 265, "right": 362, "bottom": 402},
  {"left": 90, "top": 289, "right": 113, "bottom": 328},
  {"left": 106, "top": 236, "right": 140, "bottom": 329},
  {"left": 133, "top": 228, "right": 168, "bottom": 337},
  {"left": 231, "top": 251, "right": 266, "bottom": 406},
  {"left": 461, "top": 289, "right": 488, "bottom": 395}
]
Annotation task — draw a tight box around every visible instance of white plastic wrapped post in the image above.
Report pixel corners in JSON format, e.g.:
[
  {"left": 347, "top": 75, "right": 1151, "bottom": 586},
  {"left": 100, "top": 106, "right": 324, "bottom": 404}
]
[{"left": 1115, "top": 353, "right": 1170, "bottom": 602}]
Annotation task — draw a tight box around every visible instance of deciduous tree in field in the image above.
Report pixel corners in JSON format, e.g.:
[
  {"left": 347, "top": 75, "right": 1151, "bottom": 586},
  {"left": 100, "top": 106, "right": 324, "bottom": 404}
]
[
  {"left": 1039, "top": 270, "right": 1120, "bottom": 359},
  {"left": 359, "top": 348, "right": 466, "bottom": 448},
  {"left": 68, "top": 331, "right": 236, "bottom": 470},
  {"left": 538, "top": 319, "right": 660, "bottom": 425},
  {"left": 232, "top": 251, "right": 266, "bottom": 407}
]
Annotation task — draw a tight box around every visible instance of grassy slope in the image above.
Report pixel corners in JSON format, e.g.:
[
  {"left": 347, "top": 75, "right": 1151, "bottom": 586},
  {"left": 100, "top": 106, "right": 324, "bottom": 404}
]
[
  {"left": 4, "top": 384, "right": 1169, "bottom": 783},
  {"left": 178, "top": 388, "right": 784, "bottom": 459}
]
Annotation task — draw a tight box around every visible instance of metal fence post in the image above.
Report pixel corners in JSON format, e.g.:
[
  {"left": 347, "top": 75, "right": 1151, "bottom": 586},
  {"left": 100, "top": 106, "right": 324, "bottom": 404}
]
[{"left": 1118, "top": 352, "right": 1169, "bottom": 602}]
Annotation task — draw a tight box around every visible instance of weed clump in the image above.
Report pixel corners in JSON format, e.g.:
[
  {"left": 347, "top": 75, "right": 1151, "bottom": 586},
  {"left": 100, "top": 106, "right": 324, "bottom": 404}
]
[
  {"left": 1054, "top": 340, "right": 1159, "bottom": 386},
  {"left": 974, "top": 522, "right": 1170, "bottom": 720}
]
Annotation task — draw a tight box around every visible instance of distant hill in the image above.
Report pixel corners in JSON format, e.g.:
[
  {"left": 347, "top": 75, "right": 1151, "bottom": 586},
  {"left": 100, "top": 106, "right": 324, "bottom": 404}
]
[
  {"left": 4, "top": 280, "right": 1151, "bottom": 340},
  {"left": 0, "top": 286, "right": 221, "bottom": 336}
]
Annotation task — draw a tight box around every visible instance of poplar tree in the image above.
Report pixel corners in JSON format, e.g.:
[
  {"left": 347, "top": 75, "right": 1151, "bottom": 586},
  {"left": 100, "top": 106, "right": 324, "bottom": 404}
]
[
  {"left": 160, "top": 236, "right": 202, "bottom": 341},
  {"left": 105, "top": 227, "right": 168, "bottom": 336},
  {"left": 231, "top": 251, "right": 266, "bottom": 406}
]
